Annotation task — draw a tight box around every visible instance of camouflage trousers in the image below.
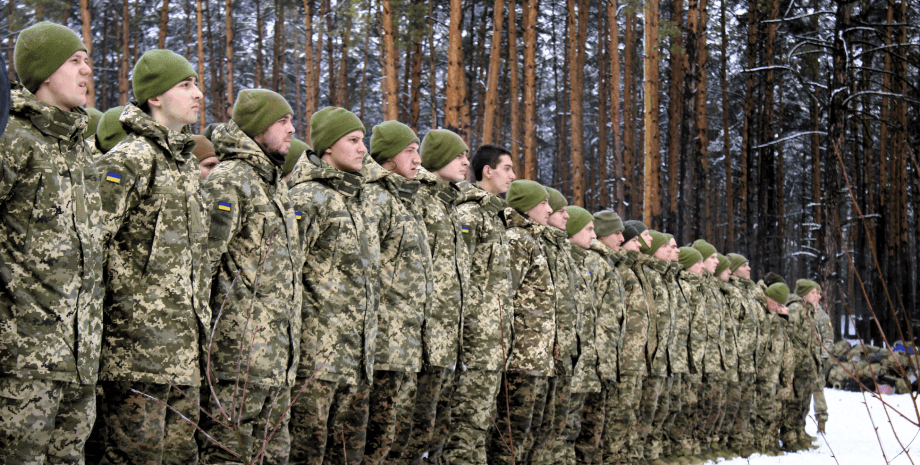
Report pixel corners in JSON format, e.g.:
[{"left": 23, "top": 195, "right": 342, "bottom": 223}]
[
  {"left": 400, "top": 366, "right": 455, "bottom": 465},
  {"left": 289, "top": 378, "right": 370, "bottom": 465},
  {"left": 98, "top": 380, "right": 199, "bottom": 465},
  {"left": 697, "top": 377, "right": 726, "bottom": 447},
  {"left": 364, "top": 371, "right": 416, "bottom": 465},
  {"left": 488, "top": 373, "right": 549, "bottom": 465},
  {"left": 751, "top": 381, "right": 781, "bottom": 452},
  {"left": 670, "top": 377, "right": 699, "bottom": 458},
  {"left": 572, "top": 390, "right": 604, "bottom": 465},
  {"left": 813, "top": 377, "right": 828, "bottom": 423},
  {"left": 718, "top": 379, "right": 742, "bottom": 448},
  {"left": 200, "top": 382, "right": 291, "bottom": 465},
  {"left": 661, "top": 374, "right": 683, "bottom": 458},
  {"left": 0, "top": 377, "right": 95, "bottom": 465},
  {"left": 781, "top": 360, "right": 817, "bottom": 444},
  {"left": 601, "top": 375, "right": 642, "bottom": 465},
  {"left": 634, "top": 375, "right": 666, "bottom": 461},
  {"left": 528, "top": 371, "right": 571, "bottom": 465},
  {"left": 441, "top": 369, "right": 502, "bottom": 465},
  {"left": 728, "top": 373, "right": 757, "bottom": 450}
]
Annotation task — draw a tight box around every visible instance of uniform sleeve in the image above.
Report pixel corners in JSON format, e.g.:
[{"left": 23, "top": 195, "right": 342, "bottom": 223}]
[
  {"left": 95, "top": 143, "right": 151, "bottom": 247},
  {"left": 0, "top": 132, "right": 30, "bottom": 203},
  {"left": 618, "top": 269, "right": 649, "bottom": 377},
  {"left": 203, "top": 175, "right": 242, "bottom": 277},
  {"left": 594, "top": 260, "right": 621, "bottom": 382}
]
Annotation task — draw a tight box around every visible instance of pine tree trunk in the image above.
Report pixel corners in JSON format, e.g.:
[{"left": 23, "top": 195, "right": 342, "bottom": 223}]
[
  {"left": 158, "top": 0, "right": 170, "bottom": 49},
  {"left": 608, "top": 0, "right": 623, "bottom": 215},
  {"left": 695, "top": 0, "right": 710, "bottom": 240},
  {"left": 119, "top": 0, "right": 130, "bottom": 104},
  {"left": 256, "top": 0, "right": 265, "bottom": 88},
  {"left": 445, "top": 0, "right": 466, "bottom": 135},
  {"left": 80, "top": 0, "right": 95, "bottom": 108},
  {"left": 336, "top": 14, "right": 349, "bottom": 108},
  {"left": 720, "top": 0, "right": 732, "bottom": 249},
  {"left": 381, "top": 0, "right": 398, "bottom": 120},
  {"left": 360, "top": 24, "right": 372, "bottom": 122},
  {"left": 622, "top": 6, "right": 637, "bottom": 218},
  {"left": 428, "top": 1, "right": 438, "bottom": 128},
  {"left": 509, "top": 0, "right": 521, "bottom": 173},
  {"left": 522, "top": 0, "right": 538, "bottom": 180},
  {"left": 184, "top": 0, "right": 192, "bottom": 60},
  {"left": 225, "top": 0, "right": 234, "bottom": 120},
  {"left": 481, "top": 0, "right": 505, "bottom": 146},
  {"left": 196, "top": 0, "right": 205, "bottom": 127},
  {"left": 666, "top": 0, "right": 684, "bottom": 233},
  {"left": 410, "top": 35, "right": 423, "bottom": 131},
  {"left": 597, "top": 18, "right": 608, "bottom": 209},
  {"left": 643, "top": 0, "right": 661, "bottom": 226},
  {"left": 570, "top": 0, "right": 588, "bottom": 206},
  {"left": 739, "top": 0, "right": 756, "bottom": 252}
]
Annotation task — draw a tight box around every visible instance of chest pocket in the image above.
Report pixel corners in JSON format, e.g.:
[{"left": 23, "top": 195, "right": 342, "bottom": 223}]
[
  {"left": 18, "top": 159, "right": 60, "bottom": 254},
  {"left": 142, "top": 186, "right": 186, "bottom": 278},
  {"left": 309, "top": 215, "right": 351, "bottom": 277}
]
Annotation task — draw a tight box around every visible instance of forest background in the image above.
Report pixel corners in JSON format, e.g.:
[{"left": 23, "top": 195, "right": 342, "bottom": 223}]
[{"left": 2, "top": 0, "right": 918, "bottom": 346}]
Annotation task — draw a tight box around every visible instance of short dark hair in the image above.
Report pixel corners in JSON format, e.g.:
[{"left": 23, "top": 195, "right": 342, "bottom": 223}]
[{"left": 471, "top": 144, "right": 512, "bottom": 181}]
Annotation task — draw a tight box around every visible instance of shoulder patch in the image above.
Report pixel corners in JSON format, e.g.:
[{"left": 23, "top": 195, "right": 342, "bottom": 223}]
[
  {"left": 461, "top": 225, "right": 470, "bottom": 233},
  {"left": 295, "top": 211, "right": 302, "bottom": 220},
  {"left": 218, "top": 201, "right": 232, "bottom": 211},
  {"left": 105, "top": 172, "right": 122, "bottom": 183}
]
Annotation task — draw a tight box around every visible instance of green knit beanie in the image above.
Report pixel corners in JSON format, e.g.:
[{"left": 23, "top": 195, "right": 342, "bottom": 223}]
[
  {"left": 795, "top": 279, "right": 821, "bottom": 298},
  {"left": 310, "top": 106, "right": 366, "bottom": 156},
  {"left": 83, "top": 107, "right": 103, "bottom": 137},
  {"left": 714, "top": 253, "right": 731, "bottom": 277},
  {"left": 96, "top": 106, "right": 127, "bottom": 153},
  {"left": 640, "top": 230, "right": 669, "bottom": 256},
  {"left": 14, "top": 22, "right": 87, "bottom": 94},
  {"left": 132, "top": 49, "right": 197, "bottom": 104},
  {"left": 546, "top": 187, "right": 568, "bottom": 213},
  {"left": 765, "top": 283, "right": 790, "bottom": 305},
  {"left": 624, "top": 220, "right": 649, "bottom": 247},
  {"left": 283, "top": 138, "right": 309, "bottom": 175},
  {"left": 692, "top": 239, "right": 717, "bottom": 261},
  {"left": 370, "top": 120, "right": 419, "bottom": 163},
  {"left": 678, "top": 247, "right": 703, "bottom": 270},
  {"left": 593, "top": 210, "right": 624, "bottom": 237},
  {"left": 232, "top": 89, "right": 294, "bottom": 139},
  {"left": 727, "top": 253, "right": 749, "bottom": 272},
  {"left": 507, "top": 180, "right": 549, "bottom": 214},
  {"left": 566, "top": 206, "right": 592, "bottom": 238},
  {"left": 420, "top": 129, "right": 469, "bottom": 172},
  {"left": 764, "top": 272, "right": 786, "bottom": 287}
]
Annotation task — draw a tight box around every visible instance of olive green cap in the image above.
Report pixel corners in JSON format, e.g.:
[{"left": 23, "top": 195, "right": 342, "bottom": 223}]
[
  {"left": 727, "top": 253, "right": 749, "bottom": 272},
  {"left": 765, "top": 283, "right": 790, "bottom": 305},
  {"left": 132, "top": 49, "right": 197, "bottom": 104},
  {"left": 95, "top": 106, "right": 127, "bottom": 153},
  {"left": 232, "top": 89, "right": 294, "bottom": 139},
  {"left": 566, "top": 206, "right": 592, "bottom": 238},
  {"left": 83, "top": 107, "right": 103, "bottom": 137},
  {"left": 678, "top": 247, "right": 703, "bottom": 269},
  {"left": 795, "top": 279, "right": 821, "bottom": 298},
  {"left": 283, "top": 138, "right": 309, "bottom": 175},
  {"left": 640, "top": 230, "right": 669, "bottom": 257},
  {"left": 546, "top": 187, "right": 567, "bottom": 213},
  {"left": 714, "top": 253, "right": 731, "bottom": 277},
  {"left": 420, "top": 129, "right": 469, "bottom": 172},
  {"left": 593, "top": 210, "right": 624, "bottom": 237},
  {"left": 310, "top": 106, "right": 365, "bottom": 156},
  {"left": 14, "top": 22, "right": 87, "bottom": 94},
  {"left": 507, "top": 180, "right": 549, "bottom": 214},
  {"left": 692, "top": 239, "right": 717, "bottom": 261},
  {"left": 370, "top": 120, "right": 419, "bottom": 163}
]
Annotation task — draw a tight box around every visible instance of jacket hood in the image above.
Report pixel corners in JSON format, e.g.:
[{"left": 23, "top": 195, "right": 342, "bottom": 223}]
[
  {"left": 210, "top": 120, "right": 280, "bottom": 183},
  {"left": 415, "top": 165, "right": 460, "bottom": 204},
  {"left": 119, "top": 103, "right": 194, "bottom": 160},
  {"left": 456, "top": 181, "right": 509, "bottom": 215},
  {"left": 287, "top": 149, "right": 364, "bottom": 197},
  {"left": 361, "top": 152, "right": 420, "bottom": 200},
  {"left": 10, "top": 84, "right": 87, "bottom": 142}
]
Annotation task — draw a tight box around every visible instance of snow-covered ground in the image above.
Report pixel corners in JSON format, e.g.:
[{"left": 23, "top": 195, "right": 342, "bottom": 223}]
[{"left": 716, "top": 389, "right": 920, "bottom": 464}]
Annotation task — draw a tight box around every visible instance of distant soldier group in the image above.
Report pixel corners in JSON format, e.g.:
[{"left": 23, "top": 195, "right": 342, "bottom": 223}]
[{"left": 1, "top": 21, "right": 851, "bottom": 465}]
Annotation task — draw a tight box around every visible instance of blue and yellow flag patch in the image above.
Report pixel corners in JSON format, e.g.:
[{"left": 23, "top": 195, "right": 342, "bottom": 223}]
[
  {"left": 461, "top": 225, "right": 470, "bottom": 233},
  {"left": 218, "top": 201, "right": 232, "bottom": 211},
  {"left": 105, "top": 172, "right": 121, "bottom": 183},
  {"left": 295, "top": 211, "right": 302, "bottom": 220}
]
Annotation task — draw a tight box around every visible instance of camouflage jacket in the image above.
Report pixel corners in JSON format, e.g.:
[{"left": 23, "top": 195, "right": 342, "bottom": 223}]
[
  {"left": 814, "top": 305, "right": 833, "bottom": 360},
  {"left": 666, "top": 263, "right": 690, "bottom": 374},
  {"left": 618, "top": 250, "right": 651, "bottom": 377},
  {"left": 569, "top": 245, "right": 600, "bottom": 393},
  {"left": 204, "top": 122, "right": 301, "bottom": 387},
  {"left": 455, "top": 182, "right": 514, "bottom": 370},
  {"left": 414, "top": 167, "right": 470, "bottom": 369},
  {"left": 504, "top": 209, "right": 556, "bottom": 375},
  {"left": 289, "top": 152, "right": 378, "bottom": 384},
  {"left": 678, "top": 271, "right": 707, "bottom": 382},
  {"left": 0, "top": 85, "right": 103, "bottom": 384},
  {"left": 585, "top": 241, "right": 625, "bottom": 385},
  {"left": 714, "top": 279, "right": 739, "bottom": 382},
  {"left": 96, "top": 104, "right": 211, "bottom": 386},
  {"left": 755, "top": 311, "right": 789, "bottom": 386},
  {"left": 698, "top": 275, "right": 726, "bottom": 377},
  {"left": 641, "top": 257, "right": 675, "bottom": 377},
  {"left": 541, "top": 227, "right": 581, "bottom": 375},
  {"left": 786, "top": 295, "right": 819, "bottom": 370},
  {"left": 778, "top": 314, "right": 797, "bottom": 399},
  {"left": 727, "top": 276, "right": 762, "bottom": 376},
  {"left": 361, "top": 156, "right": 430, "bottom": 373}
]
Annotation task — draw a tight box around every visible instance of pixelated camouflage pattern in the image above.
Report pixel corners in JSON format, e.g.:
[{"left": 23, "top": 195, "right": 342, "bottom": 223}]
[
  {"left": 0, "top": 85, "right": 103, "bottom": 384},
  {"left": 586, "top": 241, "right": 625, "bottom": 385},
  {"left": 617, "top": 250, "right": 651, "bottom": 377},
  {"left": 96, "top": 103, "right": 211, "bottom": 386},
  {"left": 361, "top": 156, "right": 430, "bottom": 373},
  {"left": 756, "top": 311, "right": 790, "bottom": 388},
  {"left": 699, "top": 275, "right": 727, "bottom": 377},
  {"left": 289, "top": 151, "right": 377, "bottom": 384},
  {"left": 489, "top": 373, "right": 549, "bottom": 465},
  {"left": 630, "top": 255, "right": 659, "bottom": 376},
  {"left": 541, "top": 227, "right": 581, "bottom": 375},
  {"left": 677, "top": 271, "right": 707, "bottom": 382},
  {"left": 414, "top": 166, "right": 470, "bottom": 369},
  {"left": 641, "top": 257, "right": 676, "bottom": 377},
  {"left": 814, "top": 305, "right": 834, "bottom": 360},
  {"left": 568, "top": 245, "right": 600, "bottom": 393},
  {"left": 667, "top": 263, "right": 690, "bottom": 374},
  {"left": 733, "top": 277, "right": 764, "bottom": 374},
  {"left": 504, "top": 208, "right": 556, "bottom": 375},
  {"left": 787, "top": 295, "right": 820, "bottom": 370},
  {"left": 715, "top": 280, "right": 740, "bottom": 382},
  {"left": 455, "top": 182, "right": 515, "bottom": 370},
  {"left": 204, "top": 121, "right": 301, "bottom": 387}
]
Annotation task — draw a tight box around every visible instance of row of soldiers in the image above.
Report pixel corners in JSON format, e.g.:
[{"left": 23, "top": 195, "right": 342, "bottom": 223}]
[{"left": 0, "top": 21, "right": 836, "bottom": 465}]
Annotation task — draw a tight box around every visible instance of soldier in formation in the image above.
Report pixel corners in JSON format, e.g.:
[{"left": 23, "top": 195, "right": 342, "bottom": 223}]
[{"left": 1, "top": 20, "right": 880, "bottom": 465}]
